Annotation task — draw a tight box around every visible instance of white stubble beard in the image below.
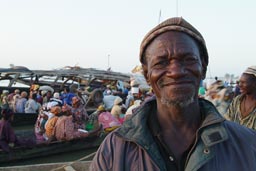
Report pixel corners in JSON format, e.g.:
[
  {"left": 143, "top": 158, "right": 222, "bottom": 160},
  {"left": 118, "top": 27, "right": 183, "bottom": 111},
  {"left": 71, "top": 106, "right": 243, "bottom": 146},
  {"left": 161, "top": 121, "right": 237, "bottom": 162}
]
[{"left": 160, "top": 85, "right": 196, "bottom": 108}]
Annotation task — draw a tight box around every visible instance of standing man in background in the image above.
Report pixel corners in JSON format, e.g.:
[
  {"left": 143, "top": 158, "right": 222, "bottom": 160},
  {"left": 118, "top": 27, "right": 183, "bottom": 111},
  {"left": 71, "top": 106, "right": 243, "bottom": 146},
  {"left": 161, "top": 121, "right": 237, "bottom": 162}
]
[{"left": 225, "top": 66, "right": 256, "bottom": 130}]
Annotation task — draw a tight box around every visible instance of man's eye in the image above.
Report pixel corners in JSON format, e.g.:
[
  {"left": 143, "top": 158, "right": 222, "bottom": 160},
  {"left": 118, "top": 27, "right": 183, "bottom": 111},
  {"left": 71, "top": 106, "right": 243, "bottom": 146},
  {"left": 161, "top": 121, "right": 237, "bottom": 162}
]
[
  {"left": 154, "top": 60, "right": 169, "bottom": 67},
  {"left": 183, "top": 57, "right": 198, "bottom": 64}
]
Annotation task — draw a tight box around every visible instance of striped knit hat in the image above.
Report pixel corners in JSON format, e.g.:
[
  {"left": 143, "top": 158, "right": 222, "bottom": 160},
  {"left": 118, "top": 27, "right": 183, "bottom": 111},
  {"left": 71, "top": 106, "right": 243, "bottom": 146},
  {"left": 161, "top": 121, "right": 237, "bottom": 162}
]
[
  {"left": 139, "top": 17, "right": 209, "bottom": 73},
  {"left": 243, "top": 66, "right": 256, "bottom": 77}
]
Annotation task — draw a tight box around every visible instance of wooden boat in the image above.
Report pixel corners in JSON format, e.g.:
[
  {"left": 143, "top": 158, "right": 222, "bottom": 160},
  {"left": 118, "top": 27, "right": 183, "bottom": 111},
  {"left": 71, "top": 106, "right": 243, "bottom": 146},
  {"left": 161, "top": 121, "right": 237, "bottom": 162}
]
[
  {"left": 12, "top": 113, "right": 38, "bottom": 127},
  {"left": 0, "top": 126, "right": 106, "bottom": 165}
]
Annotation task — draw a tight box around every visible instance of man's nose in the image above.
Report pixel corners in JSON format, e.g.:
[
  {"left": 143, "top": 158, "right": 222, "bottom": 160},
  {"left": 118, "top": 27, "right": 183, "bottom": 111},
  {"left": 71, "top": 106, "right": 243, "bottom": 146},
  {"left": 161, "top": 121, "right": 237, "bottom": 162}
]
[{"left": 165, "top": 60, "right": 186, "bottom": 78}]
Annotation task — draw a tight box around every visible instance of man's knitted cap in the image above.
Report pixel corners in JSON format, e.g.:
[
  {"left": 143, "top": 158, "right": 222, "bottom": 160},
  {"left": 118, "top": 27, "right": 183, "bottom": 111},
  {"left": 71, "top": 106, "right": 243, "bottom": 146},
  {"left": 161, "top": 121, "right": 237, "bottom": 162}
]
[{"left": 139, "top": 17, "right": 209, "bottom": 66}]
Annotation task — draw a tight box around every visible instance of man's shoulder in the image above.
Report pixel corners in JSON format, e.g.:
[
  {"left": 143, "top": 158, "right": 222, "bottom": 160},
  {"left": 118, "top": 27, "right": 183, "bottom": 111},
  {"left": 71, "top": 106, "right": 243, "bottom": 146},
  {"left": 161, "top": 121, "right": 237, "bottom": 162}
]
[
  {"left": 223, "top": 120, "right": 256, "bottom": 139},
  {"left": 99, "top": 130, "right": 127, "bottom": 148},
  {"left": 230, "top": 94, "right": 243, "bottom": 104}
]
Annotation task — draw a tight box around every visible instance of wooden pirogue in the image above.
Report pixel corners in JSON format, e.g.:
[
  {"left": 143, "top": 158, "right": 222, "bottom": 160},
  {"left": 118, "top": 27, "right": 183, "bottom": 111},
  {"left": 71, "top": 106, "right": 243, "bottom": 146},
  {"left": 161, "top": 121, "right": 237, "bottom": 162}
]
[{"left": 0, "top": 126, "right": 105, "bottom": 165}]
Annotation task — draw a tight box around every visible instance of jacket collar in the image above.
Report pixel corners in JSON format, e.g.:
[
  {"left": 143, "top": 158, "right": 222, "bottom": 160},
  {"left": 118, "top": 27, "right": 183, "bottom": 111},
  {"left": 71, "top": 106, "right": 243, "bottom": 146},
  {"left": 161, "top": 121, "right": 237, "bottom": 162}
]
[
  {"left": 117, "top": 98, "right": 226, "bottom": 140},
  {"left": 198, "top": 99, "right": 228, "bottom": 147},
  {"left": 115, "top": 98, "right": 228, "bottom": 167},
  {"left": 116, "top": 97, "right": 157, "bottom": 146}
]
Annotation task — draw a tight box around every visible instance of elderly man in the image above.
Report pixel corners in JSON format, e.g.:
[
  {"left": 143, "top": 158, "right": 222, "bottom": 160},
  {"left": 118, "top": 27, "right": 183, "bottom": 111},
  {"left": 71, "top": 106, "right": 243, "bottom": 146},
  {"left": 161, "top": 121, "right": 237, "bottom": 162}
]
[
  {"left": 225, "top": 66, "right": 256, "bottom": 130},
  {"left": 90, "top": 17, "right": 256, "bottom": 171}
]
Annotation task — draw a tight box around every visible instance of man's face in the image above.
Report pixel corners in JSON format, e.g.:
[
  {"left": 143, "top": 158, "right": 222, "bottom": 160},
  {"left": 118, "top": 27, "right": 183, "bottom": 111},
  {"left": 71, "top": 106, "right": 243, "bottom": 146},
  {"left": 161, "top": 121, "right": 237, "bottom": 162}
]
[
  {"left": 239, "top": 73, "right": 256, "bottom": 95},
  {"left": 143, "top": 31, "right": 204, "bottom": 107}
]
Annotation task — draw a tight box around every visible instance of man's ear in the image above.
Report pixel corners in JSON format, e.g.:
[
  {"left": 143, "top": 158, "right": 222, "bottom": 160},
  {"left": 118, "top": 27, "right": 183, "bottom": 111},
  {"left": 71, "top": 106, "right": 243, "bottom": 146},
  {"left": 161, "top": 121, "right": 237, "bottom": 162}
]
[{"left": 142, "top": 64, "right": 150, "bottom": 85}]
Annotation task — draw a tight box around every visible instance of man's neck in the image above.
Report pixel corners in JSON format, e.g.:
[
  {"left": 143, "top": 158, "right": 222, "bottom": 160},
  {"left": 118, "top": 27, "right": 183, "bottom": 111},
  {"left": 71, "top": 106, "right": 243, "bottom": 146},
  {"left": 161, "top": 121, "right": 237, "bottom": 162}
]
[
  {"left": 244, "top": 93, "right": 256, "bottom": 101},
  {"left": 155, "top": 99, "right": 202, "bottom": 161},
  {"left": 156, "top": 100, "right": 202, "bottom": 130}
]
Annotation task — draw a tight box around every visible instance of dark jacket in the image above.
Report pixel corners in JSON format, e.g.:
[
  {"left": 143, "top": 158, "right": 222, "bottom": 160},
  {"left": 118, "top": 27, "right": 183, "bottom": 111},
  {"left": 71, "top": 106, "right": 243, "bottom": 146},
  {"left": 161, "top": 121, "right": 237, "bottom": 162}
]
[{"left": 90, "top": 98, "right": 256, "bottom": 171}]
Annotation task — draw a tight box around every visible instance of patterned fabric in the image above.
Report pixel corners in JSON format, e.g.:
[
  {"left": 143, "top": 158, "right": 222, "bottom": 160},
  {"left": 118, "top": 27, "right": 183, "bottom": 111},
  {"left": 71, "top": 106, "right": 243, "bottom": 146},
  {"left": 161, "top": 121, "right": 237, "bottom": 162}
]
[
  {"left": 45, "top": 116, "right": 58, "bottom": 138},
  {"left": 54, "top": 115, "right": 89, "bottom": 141},
  {"left": 71, "top": 104, "right": 88, "bottom": 129},
  {"left": 98, "top": 111, "right": 121, "bottom": 129},
  {"left": 54, "top": 115, "right": 75, "bottom": 141},
  {"left": 224, "top": 94, "right": 256, "bottom": 130}
]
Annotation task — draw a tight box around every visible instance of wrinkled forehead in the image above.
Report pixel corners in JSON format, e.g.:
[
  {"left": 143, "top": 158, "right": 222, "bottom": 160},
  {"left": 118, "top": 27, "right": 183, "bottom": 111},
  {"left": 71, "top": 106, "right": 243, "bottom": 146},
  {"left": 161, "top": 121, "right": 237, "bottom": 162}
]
[
  {"left": 144, "top": 31, "right": 200, "bottom": 58},
  {"left": 240, "top": 73, "right": 256, "bottom": 81}
]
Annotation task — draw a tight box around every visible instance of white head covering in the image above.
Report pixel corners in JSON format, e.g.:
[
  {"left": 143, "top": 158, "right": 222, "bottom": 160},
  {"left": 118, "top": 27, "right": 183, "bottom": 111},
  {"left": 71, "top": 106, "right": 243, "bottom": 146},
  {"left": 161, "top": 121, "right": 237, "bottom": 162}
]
[
  {"left": 53, "top": 92, "right": 60, "bottom": 99},
  {"left": 47, "top": 101, "right": 58, "bottom": 110},
  {"left": 131, "top": 87, "right": 139, "bottom": 94},
  {"left": 14, "top": 89, "right": 20, "bottom": 94},
  {"left": 243, "top": 66, "right": 256, "bottom": 77},
  {"left": 41, "top": 90, "right": 47, "bottom": 96},
  {"left": 2, "top": 90, "right": 9, "bottom": 94},
  {"left": 114, "top": 96, "right": 123, "bottom": 105},
  {"left": 106, "top": 90, "right": 112, "bottom": 95}
]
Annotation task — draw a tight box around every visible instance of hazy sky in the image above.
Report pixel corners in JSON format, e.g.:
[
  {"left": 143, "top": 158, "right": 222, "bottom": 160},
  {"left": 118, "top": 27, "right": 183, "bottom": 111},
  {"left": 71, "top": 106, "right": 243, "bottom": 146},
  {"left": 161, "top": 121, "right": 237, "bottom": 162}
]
[{"left": 0, "top": 0, "right": 255, "bottom": 78}]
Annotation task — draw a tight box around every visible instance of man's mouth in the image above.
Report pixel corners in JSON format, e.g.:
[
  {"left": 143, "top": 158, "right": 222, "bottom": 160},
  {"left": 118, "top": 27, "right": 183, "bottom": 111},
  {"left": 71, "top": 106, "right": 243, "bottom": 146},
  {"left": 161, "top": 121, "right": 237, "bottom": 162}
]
[{"left": 158, "top": 79, "right": 195, "bottom": 87}]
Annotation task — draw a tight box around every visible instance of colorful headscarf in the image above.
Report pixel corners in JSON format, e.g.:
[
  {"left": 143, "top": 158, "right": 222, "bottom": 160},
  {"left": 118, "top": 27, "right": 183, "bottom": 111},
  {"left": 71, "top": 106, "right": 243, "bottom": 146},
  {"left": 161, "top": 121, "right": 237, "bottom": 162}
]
[
  {"left": 50, "top": 106, "right": 61, "bottom": 115},
  {"left": 97, "top": 105, "right": 105, "bottom": 112}
]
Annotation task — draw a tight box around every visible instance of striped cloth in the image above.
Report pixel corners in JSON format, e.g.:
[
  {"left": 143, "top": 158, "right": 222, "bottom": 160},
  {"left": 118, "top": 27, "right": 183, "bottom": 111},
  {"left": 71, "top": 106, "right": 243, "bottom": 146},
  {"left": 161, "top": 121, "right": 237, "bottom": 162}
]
[{"left": 243, "top": 66, "right": 256, "bottom": 77}]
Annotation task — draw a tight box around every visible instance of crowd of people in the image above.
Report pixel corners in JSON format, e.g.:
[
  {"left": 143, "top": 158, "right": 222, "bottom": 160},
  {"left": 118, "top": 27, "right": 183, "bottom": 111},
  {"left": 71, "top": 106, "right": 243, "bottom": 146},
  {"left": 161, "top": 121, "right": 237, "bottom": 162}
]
[{"left": 0, "top": 81, "right": 154, "bottom": 150}]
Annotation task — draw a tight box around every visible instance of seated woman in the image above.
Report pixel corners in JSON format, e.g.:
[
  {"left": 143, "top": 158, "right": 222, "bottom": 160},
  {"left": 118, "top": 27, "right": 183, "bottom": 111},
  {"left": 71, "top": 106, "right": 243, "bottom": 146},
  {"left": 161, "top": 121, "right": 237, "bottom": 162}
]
[
  {"left": 0, "top": 107, "right": 17, "bottom": 152},
  {"left": 34, "top": 109, "right": 48, "bottom": 143},
  {"left": 54, "top": 115, "right": 89, "bottom": 141},
  {"left": 0, "top": 106, "right": 35, "bottom": 151},
  {"left": 54, "top": 104, "right": 89, "bottom": 141},
  {"left": 70, "top": 96, "right": 88, "bottom": 129},
  {"left": 35, "top": 100, "right": 62, "bottom": 143},
  {"left": 98, "top": 105, "right": 121, "bottom": 132},
  {"left": 43, "top": 106, "right": 61, "bottom": 142}
]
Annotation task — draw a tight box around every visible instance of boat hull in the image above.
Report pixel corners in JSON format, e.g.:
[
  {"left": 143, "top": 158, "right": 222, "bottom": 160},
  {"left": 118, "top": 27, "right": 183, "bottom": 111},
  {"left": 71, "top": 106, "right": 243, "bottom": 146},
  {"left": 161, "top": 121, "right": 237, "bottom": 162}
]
[{"left": 0, "top": 132, "right": 105, "bottom": 165}]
